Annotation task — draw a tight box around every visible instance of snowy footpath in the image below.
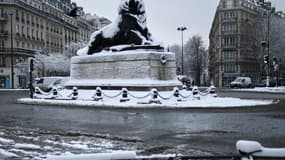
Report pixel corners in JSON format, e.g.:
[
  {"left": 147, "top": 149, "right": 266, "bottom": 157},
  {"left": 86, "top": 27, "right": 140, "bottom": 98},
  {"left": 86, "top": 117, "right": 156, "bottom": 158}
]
[
  {"left": 17, "top": 87, "right": 276, "bottom": 109},
  {"left": 232, "top": 86, "right": 285, "bottom": 93}
]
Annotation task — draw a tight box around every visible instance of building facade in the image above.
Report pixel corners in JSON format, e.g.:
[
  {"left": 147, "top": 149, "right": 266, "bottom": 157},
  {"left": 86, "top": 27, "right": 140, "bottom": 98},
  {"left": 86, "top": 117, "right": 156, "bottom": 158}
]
[
  {"left": 0, "top": 0, "right": 108, "bottom": 89},
  {"left": 209, "top": 0, "right": 285, "bottom": 87}
]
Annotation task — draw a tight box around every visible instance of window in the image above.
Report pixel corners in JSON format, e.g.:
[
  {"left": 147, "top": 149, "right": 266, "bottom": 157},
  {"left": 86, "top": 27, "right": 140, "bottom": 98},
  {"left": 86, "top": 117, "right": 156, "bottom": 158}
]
[
  {"left": 0, "top": 39, "right": 4, "bottom": 49},
  {"left": 21, "top": 25, "right": 24, "bottom": 36},
  {"left": 0, "top": 23, "right": 4, "bottom": 32},
  {"left": 223, "top": 50, "right": 236, "bottom": 60},
  {"left": 16, "top": 10, "right": 19, "bottom": 19},
  {"left": 224, "top": 63, "right": 236, "bottom": 73},
  {"left": 226, "top": 0, "right": 233, "bottom": 8},
  {"left": 0, "top": 56, "right": 6, "bottom": 67},
  {"left": 21, "top": 12, "right": 25, "bottom": 22},
  {"left": 26, "top": 13, "right": 29, "bottom": 24},
  {"left": 27, "top": 27, "right": 29, "bottom": 37},
  {"left": 16, "top": 24, "right": 19, "bottom": 33},
  {"left": 0, "top": 8, "right": 4, "bottom": 18},
  {"left": 223, "top": 11, "right": 237, "bottom": 20},
  {"left": 222, "top": 24, "right": 237, "bottom": 33},
  {"left": 223, "top": 37, "right": 236, "bottom": 46}
]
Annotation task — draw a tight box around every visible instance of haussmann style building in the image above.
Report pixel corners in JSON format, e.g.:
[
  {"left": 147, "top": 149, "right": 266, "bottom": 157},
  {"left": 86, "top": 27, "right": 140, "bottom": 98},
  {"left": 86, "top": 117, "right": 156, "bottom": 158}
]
[
  {"left": 209, "top": 0, "right": 285, "bottom": 87},
  {"left": 0, "top": 0, "right": 110, "bottom": 89}
]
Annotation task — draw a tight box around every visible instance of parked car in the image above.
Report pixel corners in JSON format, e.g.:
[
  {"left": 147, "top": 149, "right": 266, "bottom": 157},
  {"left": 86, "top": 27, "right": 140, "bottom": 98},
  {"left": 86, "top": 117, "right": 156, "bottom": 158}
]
[
  {"left": 255, "top": 77, "right": 285, "bottom": 87},
  {"left": 230, "top": 77, "right": 254, "bottom": 88},
  {"left": 35, "top": 77, "right": 69, "bottom": 92}
]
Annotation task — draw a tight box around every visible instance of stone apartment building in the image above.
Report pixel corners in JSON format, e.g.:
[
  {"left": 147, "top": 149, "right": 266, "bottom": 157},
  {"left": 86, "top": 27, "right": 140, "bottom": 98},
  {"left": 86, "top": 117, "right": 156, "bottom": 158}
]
[
  {"left": 209, "top": 0, "right": 285, "bottom": 87},
  {"left": 0, "top": 0, "right": 108, "bottom": 89}
]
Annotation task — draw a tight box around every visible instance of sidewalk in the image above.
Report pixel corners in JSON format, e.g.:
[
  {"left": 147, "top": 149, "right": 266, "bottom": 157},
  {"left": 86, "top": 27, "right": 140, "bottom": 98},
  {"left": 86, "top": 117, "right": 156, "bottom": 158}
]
[
  {"left": 230, "top": 86, "right": 285, "bottom": 93},
  {"left": 0, "top": 89, "right": 29, "bottom": 92}
]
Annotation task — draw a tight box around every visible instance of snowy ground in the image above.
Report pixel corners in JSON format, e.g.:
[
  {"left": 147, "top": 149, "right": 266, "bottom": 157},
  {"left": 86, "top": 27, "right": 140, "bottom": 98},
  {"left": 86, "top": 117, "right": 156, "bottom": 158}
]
[
  {"left": 17, "top": 88, "right": 276, "bottom": 109},
  {"left": 233, "top": 86, "right": 285, "bottom": 93},
  {"left": 0, "top": 127, "right": 210, "bottom": 160}
]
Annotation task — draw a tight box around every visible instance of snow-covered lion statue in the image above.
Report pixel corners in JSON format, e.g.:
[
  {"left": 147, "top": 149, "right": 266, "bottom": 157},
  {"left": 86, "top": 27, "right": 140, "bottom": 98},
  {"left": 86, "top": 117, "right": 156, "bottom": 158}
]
[{"left": 78, "top": 0, "right": 155, "bottom": 55}]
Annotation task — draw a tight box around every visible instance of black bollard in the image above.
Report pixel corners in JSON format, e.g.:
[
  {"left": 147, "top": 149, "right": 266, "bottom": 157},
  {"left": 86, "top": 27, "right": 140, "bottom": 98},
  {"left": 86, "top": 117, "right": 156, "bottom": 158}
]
[{"left": 120, "top": 88, "right": 130, "bottom": 102}]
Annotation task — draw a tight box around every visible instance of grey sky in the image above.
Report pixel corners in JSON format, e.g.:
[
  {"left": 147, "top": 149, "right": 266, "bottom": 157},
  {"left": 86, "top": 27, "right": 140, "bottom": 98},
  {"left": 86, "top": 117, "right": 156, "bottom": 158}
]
[{"left": 73, "top": 0, "right": 285, "bottom": 47}]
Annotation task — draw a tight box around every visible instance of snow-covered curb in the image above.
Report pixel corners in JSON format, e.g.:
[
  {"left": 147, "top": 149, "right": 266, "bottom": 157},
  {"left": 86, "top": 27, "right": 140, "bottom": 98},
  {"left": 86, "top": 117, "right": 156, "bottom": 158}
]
[
  {"left": 18, "top": 97, "right": 276, "bottom": 109},
  {"left": 17, "top": 88, "right": 278, "bottom": 109},
  {"left": 230, "top": 87, "right": 285, "bottom": 93}
]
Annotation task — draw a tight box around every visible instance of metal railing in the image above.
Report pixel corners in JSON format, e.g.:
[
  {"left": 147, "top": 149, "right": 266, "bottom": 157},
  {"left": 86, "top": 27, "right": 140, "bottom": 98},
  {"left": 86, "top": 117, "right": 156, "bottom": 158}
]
[{"left": 0, "top": 48, "right": 37, "bottom": 56}]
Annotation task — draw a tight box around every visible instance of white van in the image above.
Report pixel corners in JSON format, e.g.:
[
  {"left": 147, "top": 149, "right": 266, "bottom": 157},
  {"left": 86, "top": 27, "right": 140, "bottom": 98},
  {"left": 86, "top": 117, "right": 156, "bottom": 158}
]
[
  {"left": 35, "top": 77, "right": 69, "bottom": 92},
  {"left": 230, "top": 77, "right": 254, "bottom": 88}
]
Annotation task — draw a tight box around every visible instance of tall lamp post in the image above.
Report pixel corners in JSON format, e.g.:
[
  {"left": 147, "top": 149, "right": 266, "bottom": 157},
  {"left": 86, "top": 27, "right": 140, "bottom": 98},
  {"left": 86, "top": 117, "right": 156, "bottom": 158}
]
[
  {"left": 260, "top": 1, "right": 275, "bottom": 87},
  {"left": 10, "top": 13, "right": 14, "bottom": 89},
  {"left": 177, "top": 26, "right": 187, "bottom": 75}
]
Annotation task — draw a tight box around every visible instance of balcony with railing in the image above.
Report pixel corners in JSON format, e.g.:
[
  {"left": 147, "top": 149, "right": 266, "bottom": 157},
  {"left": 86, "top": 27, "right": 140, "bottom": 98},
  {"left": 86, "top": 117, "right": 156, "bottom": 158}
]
[
  {"left": 0, "top": 0, "right": 65, "bottom": 25},
  {"left": 0, "top": 30, "right": 8, "bottom": 37},
  {"left": 222, "top": 30, "right": 238, "bottom": 35},
  {"left": 0, "top": 48, "right": 37, "bottom": 57}
]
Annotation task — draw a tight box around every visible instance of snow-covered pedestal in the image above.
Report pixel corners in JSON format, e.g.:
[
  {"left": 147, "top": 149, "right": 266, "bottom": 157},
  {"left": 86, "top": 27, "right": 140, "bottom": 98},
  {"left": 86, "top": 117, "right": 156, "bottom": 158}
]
[{"left": 65, "top": 50, "right": 181, "bottom": 90}]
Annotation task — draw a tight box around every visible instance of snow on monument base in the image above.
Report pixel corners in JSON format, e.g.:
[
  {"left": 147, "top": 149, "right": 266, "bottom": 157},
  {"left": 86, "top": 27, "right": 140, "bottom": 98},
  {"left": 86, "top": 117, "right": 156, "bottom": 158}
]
[{"left": 65, "top": 50, "right": 181, "bottom": 90}]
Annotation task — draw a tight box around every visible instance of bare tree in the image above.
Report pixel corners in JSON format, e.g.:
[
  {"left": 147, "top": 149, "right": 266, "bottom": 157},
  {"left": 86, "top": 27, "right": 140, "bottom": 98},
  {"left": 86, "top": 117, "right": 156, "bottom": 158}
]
[
  {"left": 184, "top": 35, "right": 207, "bottom": 86},
  {"left": 64, "top": 41, "right": 88, "bottom": 58},
  {"left": 269, "top": 15, "right": 285, "bottom": 65},
  {"left": 35, "top": 52, "right": 70, "bottom": 77}
]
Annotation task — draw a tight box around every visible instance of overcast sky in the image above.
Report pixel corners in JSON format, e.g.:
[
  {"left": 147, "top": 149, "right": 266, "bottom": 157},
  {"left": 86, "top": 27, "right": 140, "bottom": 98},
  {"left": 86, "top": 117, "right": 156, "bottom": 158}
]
[{"left": 73, "top": 0, "right": 285, "bottom": 47}]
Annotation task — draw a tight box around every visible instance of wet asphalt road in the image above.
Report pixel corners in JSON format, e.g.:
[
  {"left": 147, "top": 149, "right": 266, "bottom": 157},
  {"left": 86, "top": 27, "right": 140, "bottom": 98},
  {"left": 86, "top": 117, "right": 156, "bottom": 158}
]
[{"left": 0, "top": 90, "right": 285, "bottom": 155}]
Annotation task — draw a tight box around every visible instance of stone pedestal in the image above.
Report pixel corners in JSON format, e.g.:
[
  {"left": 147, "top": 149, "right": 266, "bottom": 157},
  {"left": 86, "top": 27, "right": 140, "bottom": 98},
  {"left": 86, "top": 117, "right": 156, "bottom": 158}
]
[{"left": 65, "top": 50, "right": 181, "bottom": 90}]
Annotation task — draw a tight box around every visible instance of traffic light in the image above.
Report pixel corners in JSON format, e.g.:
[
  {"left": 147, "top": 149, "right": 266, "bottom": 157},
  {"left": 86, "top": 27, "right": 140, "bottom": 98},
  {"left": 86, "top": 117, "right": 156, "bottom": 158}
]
[
  {"left": 29, "top": 58, "right": 34, "bottom": 72},
  {"left": 263, "top": 55, "right": 269, "bottom": 64}
]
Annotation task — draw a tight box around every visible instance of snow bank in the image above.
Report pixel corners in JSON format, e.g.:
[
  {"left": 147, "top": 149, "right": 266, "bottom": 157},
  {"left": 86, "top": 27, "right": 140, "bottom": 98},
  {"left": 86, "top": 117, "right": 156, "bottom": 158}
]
[
  {"left": 14, "top": 143, "right": 41, "bottom": 150},
  {"left": 0, "top": 137, "right": 14, "bottom": 145},
  {"left": 46, "top": 151, "right": 136, "bottom": 160},
  {"left": 0, "top": 148, "right": 18, "bottom": 158},
  {"left": 237, "top": 140, "right": 285, "bottom": 157}
]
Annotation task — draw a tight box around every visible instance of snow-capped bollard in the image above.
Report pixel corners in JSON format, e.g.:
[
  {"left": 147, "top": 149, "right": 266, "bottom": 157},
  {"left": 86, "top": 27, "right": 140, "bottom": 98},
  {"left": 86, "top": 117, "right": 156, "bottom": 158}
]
[
  {"left": 182, "top": 85, "right": 187, "bottom": 90},
  {"left": 51, "top": 87, "right": 58, "bottom": 99},
  {"left": 93, "top": 87, "right": 103, "bottom": 101},
  {"left": 71, "top": 87, "right": 78, "bottom": 100},
  {"left": 35, "top": 87, "right": 41, "bottom": 95},
  {"left": 33, "top": 87, "right": 42, "bottom": 99},
  {"left": 120, "top": 88, "right": 130, "bottom": 102},
  {"left": 149, "top": 88, "right": 161, "bottom": 104},
  {"left": 192, "top": 86, "right": 200, "bottom": 100},
  {"left": 209, "top": 85, "right": 217, "bottom": 97},
  {"left": 173, "top": 87, "right": 182, "bottom": 102}
]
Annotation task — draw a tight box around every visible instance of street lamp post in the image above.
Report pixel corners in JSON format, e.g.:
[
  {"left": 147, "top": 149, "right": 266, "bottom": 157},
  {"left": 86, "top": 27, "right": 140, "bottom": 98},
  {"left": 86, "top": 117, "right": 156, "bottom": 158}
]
[
  {"left": 177, "top": 26, "right": 187, "bottom": 75},
  {"left": 260, "top": 1, "right": 275, "bottom": 87},
  {"left": 10, "top": 13, "right": 14, "bottom": 89}
]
